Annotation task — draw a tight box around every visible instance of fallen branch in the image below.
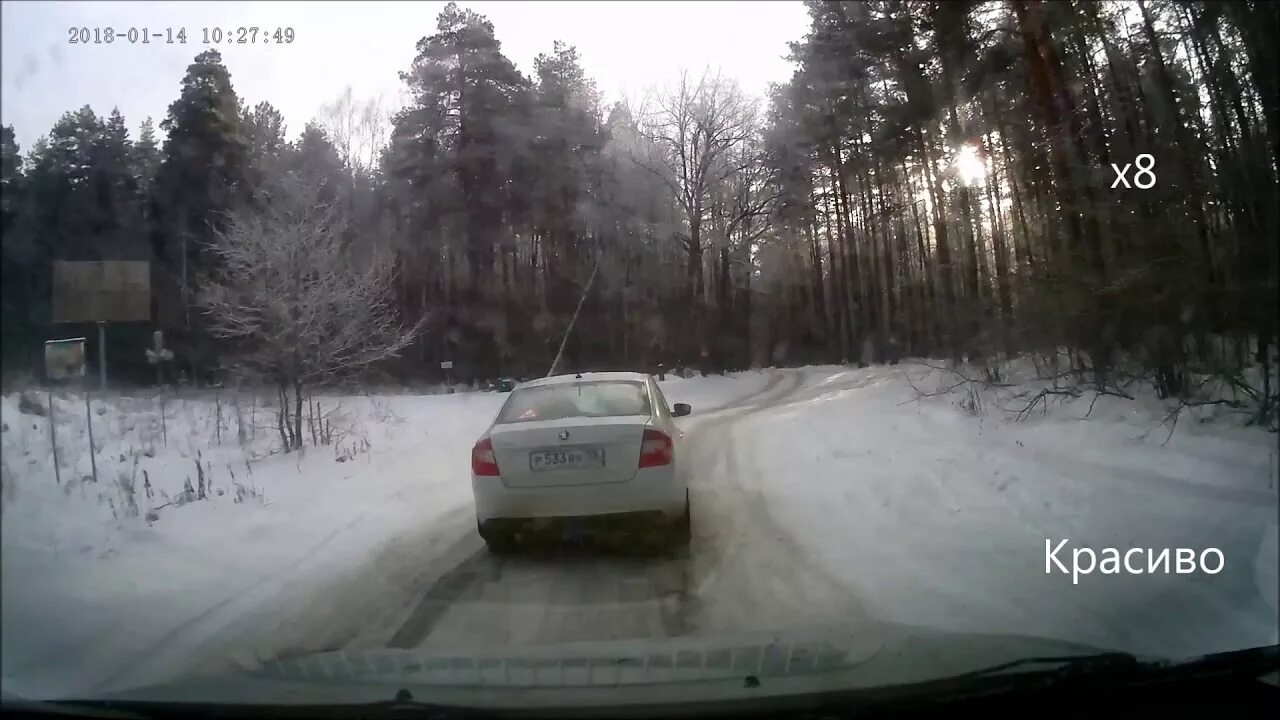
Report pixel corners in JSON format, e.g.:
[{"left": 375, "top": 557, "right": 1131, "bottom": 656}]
[
  {"left": 1010, "top": 388, "right": 1080, "bottom": 422},
  {"left": 917, "top": 362, "right": 1016, "bottom": 388},
  {"left": 901, "top": 371, "right": 972, "bottom": 404},
  {"left": 1084, "top": 390, "right": 1105, "bottom": 418},
  {"left": 1082, "top": 387, "right": 1135, "bottom": 419},
  {"left": 1150, "top": 398, "right": 1244, "bottom": 446}
]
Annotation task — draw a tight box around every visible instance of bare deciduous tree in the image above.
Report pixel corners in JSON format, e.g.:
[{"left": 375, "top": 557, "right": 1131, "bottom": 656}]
[
  {"left": 631, "top": 68, "right": 760, "bottom": 359},
  {"left": 199, "top": 170, "right": 424, "bottom": 451},
  {"left": 320, "top": 86, "right": 391, "bottom": 177}
]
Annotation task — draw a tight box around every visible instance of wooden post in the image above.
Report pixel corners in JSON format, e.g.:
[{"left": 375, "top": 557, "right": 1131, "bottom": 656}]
[
  {"left": 84, "top": 388, "right": 98, "bottom": 484},
  {"left": 97, "top": 321, "right": 107, "bottom": 390},
  {"left": 48, "top": 392, "right": 60, "bottom": 485}
]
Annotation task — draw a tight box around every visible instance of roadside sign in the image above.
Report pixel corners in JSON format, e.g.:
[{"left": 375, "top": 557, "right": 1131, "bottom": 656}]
[
  {"left": 52, "top": 260, "right": 150, "bottom": 323},
  {"left": 44, "top": 338, "right": 86, "bottom": 381},
  {"left": 43, "top": 336, "right": 99, "bottom": 484},
  {"left": 52, "top": 260, "right": 151, "bottom": 388},
  {"left": 440, "top": 360, "right": 453, "bottom": 369}
]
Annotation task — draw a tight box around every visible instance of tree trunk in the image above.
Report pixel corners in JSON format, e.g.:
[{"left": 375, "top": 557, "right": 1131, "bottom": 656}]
[
  {"left": 804, "top": 218, "right": 827, "bottom": 340},
  {"left": 868, "top": 130, "right": 894, "bottom": 358},
  {"left": 293, "top": 379, "right": 304, "bottom": 450},
  {"left": 276, "top": 383, "right": 290, "bottom": 451},
  {"left": 820, "top": 180, "right": 847, "bottom": 361},
  {"left": 903, "top": 160, "right": 936, "bottom": 353},
  {"left": 1137, "top": 0, "right": 1213, "bottom": 286},
  {"left": 687, "top": 219, "right": 704, "bottom": 360},
  {"left": 920, "top": 125, "right": 957, "bottom": 361},
  {"left": 1013, "top": 0, "right": 1111, "bottom": 378},
  {"left": 984, "top": 131, "right": 1013, "bottom": 353}
]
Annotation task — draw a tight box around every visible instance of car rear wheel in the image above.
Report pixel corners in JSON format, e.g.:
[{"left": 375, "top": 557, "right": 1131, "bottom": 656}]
[
  {"left": 674, "top": 490, "right": 692, "bottom": 544},
  {"left": 478, "top": 520, "right": 518, "bottom": 554}
]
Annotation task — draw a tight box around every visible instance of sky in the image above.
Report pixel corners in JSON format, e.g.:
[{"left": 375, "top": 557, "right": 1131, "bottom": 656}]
[{"left": 0, "top": 0, "right": 811, "bottom": 152}]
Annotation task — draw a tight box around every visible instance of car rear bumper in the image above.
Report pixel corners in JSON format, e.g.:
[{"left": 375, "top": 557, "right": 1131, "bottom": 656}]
[
  {"left": 471, "top": 466, "right": 685, "bottom": 523},
  {"left": 478, "top": 509, "right": 679, "bottom": 544}
]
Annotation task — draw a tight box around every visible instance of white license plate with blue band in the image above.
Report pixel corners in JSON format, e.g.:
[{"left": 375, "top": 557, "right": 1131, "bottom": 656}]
[{"left": 529, "top": 447, "right": 605, "bottom": 471}]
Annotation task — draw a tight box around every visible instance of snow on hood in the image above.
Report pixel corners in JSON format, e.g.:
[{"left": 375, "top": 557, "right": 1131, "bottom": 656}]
[{"left": 94, "top": 622, "right": 1124, "bottom": 708}]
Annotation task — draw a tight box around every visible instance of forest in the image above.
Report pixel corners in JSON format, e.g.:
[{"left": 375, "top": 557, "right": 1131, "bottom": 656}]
[{"left": 1, "top": 1, "right": 1276, "bottom": 423}]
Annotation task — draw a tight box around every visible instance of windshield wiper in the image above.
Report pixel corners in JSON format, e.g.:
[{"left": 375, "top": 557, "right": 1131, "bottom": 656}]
[
  {"left": 948, "top": 650, "right": 1142, "bottom": 682},
  {"left": 931, "top": 643, "right": 1280, "bottom": 699}
]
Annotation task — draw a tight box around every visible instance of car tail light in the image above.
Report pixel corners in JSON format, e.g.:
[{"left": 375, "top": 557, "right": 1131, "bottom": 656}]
[
  {"left": 638, "top": 429, "right": 673, "bottom": 468},
  {"left": 472, "top": 437, "right": 500, "bottom": 476}
]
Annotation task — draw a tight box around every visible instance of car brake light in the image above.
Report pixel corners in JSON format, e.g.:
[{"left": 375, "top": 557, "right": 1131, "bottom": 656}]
[
  {"left": 638, "top": 429, "right": 673, "bottom": 468},
  {"left": 472, "top": 437, "right": 500, "bottom": 476}
]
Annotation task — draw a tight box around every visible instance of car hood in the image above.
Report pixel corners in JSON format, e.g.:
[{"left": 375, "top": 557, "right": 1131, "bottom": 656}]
[{"left": 87, "top": 622, "right": 1143, "bottom": 711}]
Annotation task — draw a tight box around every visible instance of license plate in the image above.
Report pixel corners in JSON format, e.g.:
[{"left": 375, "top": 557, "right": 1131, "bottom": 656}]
[{"left": 529, "top": 447, "right": 605, "bottom": 471}]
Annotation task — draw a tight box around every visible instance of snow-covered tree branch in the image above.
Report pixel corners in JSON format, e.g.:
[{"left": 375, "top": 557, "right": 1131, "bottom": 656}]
[{"left": 199, "top": 169, "right": 425, "bottom": 450}]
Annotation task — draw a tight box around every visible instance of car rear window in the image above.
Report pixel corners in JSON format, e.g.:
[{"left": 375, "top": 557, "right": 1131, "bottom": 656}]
[{"left": 496, "top": 381, "right": 652, "bottom": 423}]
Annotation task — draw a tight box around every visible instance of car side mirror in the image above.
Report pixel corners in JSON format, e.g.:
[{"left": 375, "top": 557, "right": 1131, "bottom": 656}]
[{"left": 672, "top": 403, "right": 691, "bottom": 417}]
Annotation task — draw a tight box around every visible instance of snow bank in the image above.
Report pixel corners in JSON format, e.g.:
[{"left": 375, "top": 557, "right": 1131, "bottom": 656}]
[
  {"left": 737, "top": 362, "right": 1279, "bottom": 660},
  {"left": 0, "top": 387, "right": 504, "bottom": 697}
]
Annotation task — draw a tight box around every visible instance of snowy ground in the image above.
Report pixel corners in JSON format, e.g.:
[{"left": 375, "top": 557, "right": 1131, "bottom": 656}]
[
  {"left": 1, "top": 363, "right": 1276, "bottom": 700},
  {"left": 729, "top": 364, "right": 1279, "bottom": 659}
]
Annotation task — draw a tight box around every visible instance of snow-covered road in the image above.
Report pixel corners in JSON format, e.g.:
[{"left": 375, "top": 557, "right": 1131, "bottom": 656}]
[
  {"left": 3, "top": 364, "right": 1276, "bottom": 699},
  {"left": 139, "top": 371, "right": 868, "bottom": 682}
]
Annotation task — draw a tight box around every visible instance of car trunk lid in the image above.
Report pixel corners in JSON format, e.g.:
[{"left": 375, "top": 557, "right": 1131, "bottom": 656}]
[{"left": 489, "top": 416, "right": 649, "bottom": 487}]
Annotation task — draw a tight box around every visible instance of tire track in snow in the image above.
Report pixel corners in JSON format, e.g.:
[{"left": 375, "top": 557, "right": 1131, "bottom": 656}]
[
  {"left": 249, "top": 507, "right": 480, "bottom": 658},
  {"left": 660, "top": 368, "right": 786, "bottom": 417},
  {"left": 162, "top": 369, "right": 847, "bottom": 675},
  {"left": 0, "top": 370, "right": 849, "bottom": 698},
  {"left": 365, "top": 369, "right": 808, "bottom": 652},
  {"left": 670, "top": 366, "right": 870, "bottom": 630},
  {"left": 682, "top": 369, "right": 874, "bottom": 634},
  {"left": 378, "top": 538, "right": 700, "bottom": 650},
  {"left": 383, "top": 534, "right": 492, "bottom": 649},
  {"left": 87, "top": 508, "right": 377, "bottom": 694},
  {"left": 677, "top": 369, "right": 801, "bottom": 432}
]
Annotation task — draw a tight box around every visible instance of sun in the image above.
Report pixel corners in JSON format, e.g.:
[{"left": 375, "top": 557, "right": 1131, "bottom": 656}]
[{"left": 954, "top": 144, "right": 986, "bottom": 186}]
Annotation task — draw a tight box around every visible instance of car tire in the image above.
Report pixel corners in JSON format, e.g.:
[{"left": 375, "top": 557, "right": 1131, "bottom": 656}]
[
  {"left": 674, "top": 490, "right": 692, "bottom": 545},
  {"left": 485, "top": 536, "right": 516, "bottom": 554},
  {"left": 478, "top": 521, "right": 517, "bottom": 554}
]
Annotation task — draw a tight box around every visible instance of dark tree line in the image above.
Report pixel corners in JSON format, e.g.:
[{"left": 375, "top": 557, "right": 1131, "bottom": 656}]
[
  {"left": 759, "top": 0, "right": 1276, "bottom": 421},
  {"left": 1, "top": 1, "right": 1276, "bottom": 421}
]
